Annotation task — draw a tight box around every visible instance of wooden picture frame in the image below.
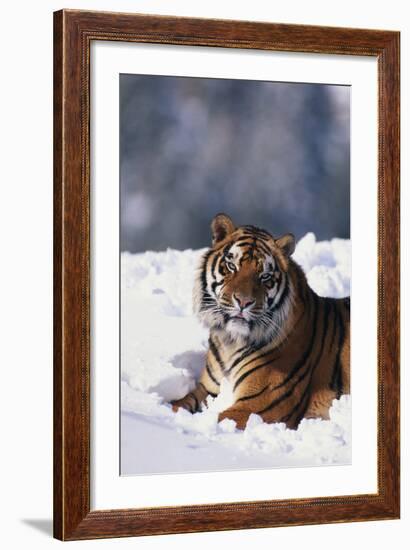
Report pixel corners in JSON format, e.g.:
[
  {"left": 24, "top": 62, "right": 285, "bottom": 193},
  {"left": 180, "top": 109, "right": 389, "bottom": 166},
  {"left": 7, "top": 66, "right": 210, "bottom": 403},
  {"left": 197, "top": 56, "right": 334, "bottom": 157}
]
[{"left": 53, "top": 9, "right": 400, "bottom": 541}]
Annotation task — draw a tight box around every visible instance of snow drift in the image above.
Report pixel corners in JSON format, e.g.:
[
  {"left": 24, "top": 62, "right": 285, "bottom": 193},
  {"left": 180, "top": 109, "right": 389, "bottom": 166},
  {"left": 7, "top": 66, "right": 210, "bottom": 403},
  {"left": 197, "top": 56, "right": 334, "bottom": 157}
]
[{"left": 121, "top": 233, "right": 351, "bottom": 475}]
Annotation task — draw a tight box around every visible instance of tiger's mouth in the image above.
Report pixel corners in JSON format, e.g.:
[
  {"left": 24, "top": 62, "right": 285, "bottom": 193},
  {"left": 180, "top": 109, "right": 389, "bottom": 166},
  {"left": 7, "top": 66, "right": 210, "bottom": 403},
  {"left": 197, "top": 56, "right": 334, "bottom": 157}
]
[
  {"left": 229, "top": 313, "right": 251, "bottom": 323},
  {"left": 231, "top": 315, "right": 247, "bottom": 321},
  {"left": 224, "top": 304, "right": 262, "bottom": 323}
]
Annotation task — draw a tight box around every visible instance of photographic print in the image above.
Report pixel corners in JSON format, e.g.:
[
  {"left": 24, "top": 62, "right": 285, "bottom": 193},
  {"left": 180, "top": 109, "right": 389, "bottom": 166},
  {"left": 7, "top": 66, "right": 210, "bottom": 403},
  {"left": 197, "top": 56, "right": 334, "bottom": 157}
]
[
  {"left": 54, "top": 10, "right": 400, "bottom": 539},
  {"left": 120, "top": 74, "right": 351, "bottom": 476}
]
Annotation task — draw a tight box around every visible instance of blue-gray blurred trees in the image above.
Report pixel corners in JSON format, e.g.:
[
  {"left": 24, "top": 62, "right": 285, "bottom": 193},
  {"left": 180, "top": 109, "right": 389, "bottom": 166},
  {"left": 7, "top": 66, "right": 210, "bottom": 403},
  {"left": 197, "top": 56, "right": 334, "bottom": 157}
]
[{"left": 120, "top": 74, "right": 350, "bottom": 252}]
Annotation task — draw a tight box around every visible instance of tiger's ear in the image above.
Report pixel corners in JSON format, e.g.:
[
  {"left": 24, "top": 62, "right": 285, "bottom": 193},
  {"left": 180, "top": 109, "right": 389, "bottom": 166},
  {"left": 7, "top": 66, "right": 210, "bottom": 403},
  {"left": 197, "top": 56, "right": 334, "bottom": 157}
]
[
  {"left": 275, "top": 233, "right": 295, "bottom": 257},
  {"left": 211, "top": 214, "right": 236, "bottom": 245}
]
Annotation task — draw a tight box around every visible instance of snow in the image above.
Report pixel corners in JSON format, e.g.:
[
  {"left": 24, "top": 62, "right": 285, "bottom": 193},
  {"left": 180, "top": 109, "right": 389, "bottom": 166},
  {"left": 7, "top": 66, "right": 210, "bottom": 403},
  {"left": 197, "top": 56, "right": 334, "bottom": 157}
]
[{"left": 121, "top": 233, "right": 351, "bottom": 475}]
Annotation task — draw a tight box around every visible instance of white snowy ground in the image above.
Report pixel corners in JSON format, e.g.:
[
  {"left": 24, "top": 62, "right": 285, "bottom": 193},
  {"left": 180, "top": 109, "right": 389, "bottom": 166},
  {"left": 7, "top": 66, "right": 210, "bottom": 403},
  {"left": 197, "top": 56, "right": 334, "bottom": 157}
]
[{"left": 121, "top": 233, "right": 351, "bottom": 475}]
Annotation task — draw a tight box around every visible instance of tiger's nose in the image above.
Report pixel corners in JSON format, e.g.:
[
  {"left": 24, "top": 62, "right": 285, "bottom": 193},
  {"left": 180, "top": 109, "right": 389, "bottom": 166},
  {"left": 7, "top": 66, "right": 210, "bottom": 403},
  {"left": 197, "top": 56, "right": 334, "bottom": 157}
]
[{"left": 233, "top": 293, "right": 256, "bottom": 310}]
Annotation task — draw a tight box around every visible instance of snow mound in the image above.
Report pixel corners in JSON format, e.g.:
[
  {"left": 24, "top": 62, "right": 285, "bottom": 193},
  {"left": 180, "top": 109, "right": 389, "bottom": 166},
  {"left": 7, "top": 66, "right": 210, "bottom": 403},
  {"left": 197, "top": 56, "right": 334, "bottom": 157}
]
[{"left": 121, "top": 235, "right": 351, "bottom": 475}]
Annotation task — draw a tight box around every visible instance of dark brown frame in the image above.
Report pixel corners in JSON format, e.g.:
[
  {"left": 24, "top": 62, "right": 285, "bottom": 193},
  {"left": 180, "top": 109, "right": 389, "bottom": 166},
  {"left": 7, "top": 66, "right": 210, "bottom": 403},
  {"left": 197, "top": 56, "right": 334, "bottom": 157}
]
[{"left": 54, "top": 9, "right": 400, "bottom": 541}]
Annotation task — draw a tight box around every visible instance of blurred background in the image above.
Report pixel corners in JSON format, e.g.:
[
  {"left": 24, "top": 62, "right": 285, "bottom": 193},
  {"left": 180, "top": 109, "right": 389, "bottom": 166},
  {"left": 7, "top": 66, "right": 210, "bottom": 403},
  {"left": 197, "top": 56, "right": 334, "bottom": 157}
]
[{"left": 120, "top": 74, "right": 350, "bottom": 253}]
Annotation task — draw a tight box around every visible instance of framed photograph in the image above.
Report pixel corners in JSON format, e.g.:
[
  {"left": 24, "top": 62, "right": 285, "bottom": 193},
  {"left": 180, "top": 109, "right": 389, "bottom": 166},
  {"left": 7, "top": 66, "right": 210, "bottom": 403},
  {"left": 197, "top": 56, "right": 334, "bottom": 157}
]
[{"left": 54, "top": 9, "right": 400, "bottom": 540}]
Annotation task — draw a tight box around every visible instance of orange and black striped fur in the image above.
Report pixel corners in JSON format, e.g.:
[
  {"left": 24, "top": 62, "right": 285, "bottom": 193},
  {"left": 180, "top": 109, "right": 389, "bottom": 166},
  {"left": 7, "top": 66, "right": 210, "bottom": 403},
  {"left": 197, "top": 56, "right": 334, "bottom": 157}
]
[{"left": 171, "top": 214, "right": 350, "bottom": 430}]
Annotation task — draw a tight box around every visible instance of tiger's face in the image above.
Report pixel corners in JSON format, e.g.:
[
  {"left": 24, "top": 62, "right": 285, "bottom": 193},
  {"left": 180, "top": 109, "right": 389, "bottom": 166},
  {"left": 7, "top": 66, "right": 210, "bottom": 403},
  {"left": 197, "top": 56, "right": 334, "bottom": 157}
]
[{"left": 194, "top": 213, "right": 296, "bottom": 344}]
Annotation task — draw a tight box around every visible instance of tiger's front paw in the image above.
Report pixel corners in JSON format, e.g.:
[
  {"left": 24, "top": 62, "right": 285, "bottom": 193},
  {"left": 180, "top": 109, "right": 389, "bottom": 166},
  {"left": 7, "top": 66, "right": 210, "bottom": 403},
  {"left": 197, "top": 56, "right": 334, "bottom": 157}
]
[
  {"left": 170, "top": 400, "right": 186, "bottom": 413},
  {"left": 170, "top": 394, "right": 198, "bottom": 414},
  {"left": 218, "top": 408, "right": 251, "bottom": 430}
]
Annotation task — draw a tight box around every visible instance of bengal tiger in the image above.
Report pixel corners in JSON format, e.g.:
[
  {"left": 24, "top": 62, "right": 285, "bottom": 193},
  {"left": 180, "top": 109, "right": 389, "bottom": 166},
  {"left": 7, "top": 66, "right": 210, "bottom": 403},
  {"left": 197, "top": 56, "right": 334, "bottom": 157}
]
[{"left": 171, "top": 213, "right": 350, "bottom": 430}]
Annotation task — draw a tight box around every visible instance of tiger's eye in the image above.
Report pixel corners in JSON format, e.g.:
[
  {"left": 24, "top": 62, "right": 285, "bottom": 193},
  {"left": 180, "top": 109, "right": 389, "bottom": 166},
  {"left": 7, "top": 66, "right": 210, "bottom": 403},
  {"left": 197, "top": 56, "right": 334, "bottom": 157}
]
[{"left": 226, "top": 261, "right": 236, "bottom": 272}]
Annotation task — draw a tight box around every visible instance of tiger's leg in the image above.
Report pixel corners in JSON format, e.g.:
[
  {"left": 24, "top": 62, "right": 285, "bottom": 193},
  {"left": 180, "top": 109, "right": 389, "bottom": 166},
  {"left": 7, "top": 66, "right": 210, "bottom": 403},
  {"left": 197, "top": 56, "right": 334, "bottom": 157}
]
[
  {"left": 218, "top": 405, "right": 252, "bottom": 430},
  {"left": 171, "top": 382, "right": 211, "bottom": 414},
  {"left": 219, "top": 403, "right": 306, "bottom": 430},
  {"left": 171, "top": 357, "right": 222, "bottom": 414},
  {"left": 218, "top": 373, "right": 272, "bottom": 429}
]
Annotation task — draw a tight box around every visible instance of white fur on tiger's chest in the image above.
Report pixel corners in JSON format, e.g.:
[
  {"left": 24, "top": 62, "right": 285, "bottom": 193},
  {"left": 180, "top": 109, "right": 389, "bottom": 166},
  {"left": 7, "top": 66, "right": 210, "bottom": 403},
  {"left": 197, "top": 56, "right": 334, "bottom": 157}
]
[{"left": 225, "top": 317, "right": 252, "bottom": 339}]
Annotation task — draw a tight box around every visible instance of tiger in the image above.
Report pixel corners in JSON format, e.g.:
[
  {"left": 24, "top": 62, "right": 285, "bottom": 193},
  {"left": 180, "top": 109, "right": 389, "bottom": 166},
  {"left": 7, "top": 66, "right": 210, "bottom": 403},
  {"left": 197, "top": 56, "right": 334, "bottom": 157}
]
[{"left": 171, "top": 213, "right": 350, "bottom": 430}]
